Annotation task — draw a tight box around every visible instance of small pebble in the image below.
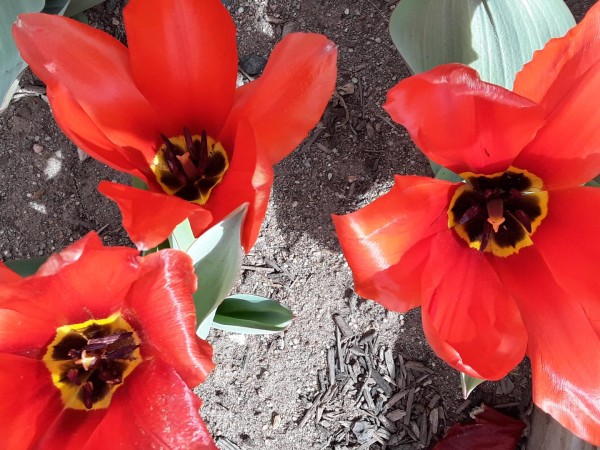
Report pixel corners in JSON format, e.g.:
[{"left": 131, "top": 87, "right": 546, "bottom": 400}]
[{"left": 33, "top": 144, "right": 44, "bottom": 154}]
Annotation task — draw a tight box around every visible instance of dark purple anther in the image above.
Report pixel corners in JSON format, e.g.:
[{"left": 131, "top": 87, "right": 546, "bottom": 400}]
[
  {"left": 513, "top": 209, "right": 532, "bottom": 233},
  {"left": 161, "top": 134, "right": 189, "bottom": 185},
  {"left": 459, "top": 204, "right": 483, "bottom": 224}
]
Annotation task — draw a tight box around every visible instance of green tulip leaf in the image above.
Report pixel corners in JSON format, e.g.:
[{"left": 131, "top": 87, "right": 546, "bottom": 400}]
[
  {"left": 183, "top": 203, "right": 247, "bottom": 338},
  {"left": 63, "top": 0, "right": 106, "bottom": 17},
  {"left": 585, "top": 176, "right": 600, "bottom": 188},
  {"left": 431, "top": 161, "right": 463, "bottom": 183},
  {"left": 42, "top": 0, "right": 71, "bottom": 15},
  {"left": 0, "top": 0, "right": 45, "bottom": 113},
  {"left": 390, "top": 0, "right": 575, "bottom": 89},
  {"left": 213, "top": 294, "right": 294, "bottom": 334},
  {"left": 461, "top": 372, "right": 486, "bottom": 399},
  {"left": 5, "top": 257, "right": 47, "bottom": 277}
]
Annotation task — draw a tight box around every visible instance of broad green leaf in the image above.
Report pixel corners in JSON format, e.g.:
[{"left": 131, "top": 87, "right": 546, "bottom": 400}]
[
  {"left": 0, "top": 0, "right": 45, "bottom": 113},
  {"left": 390, "top": 0, "right": 575, "bottom": 89},
  {"left": 213, "top": 294, "right": 294, "bottom": 334},
  {"left": 64, "top": 0, "right": 106, "bottom": 17},
  {"left": 5, "top": 257, "right": 46, "bottom": 277},
  {"left": 42, "top": 0, "right": 71, "bottom": 15},
  {"left": 461, "top": 372, "right": 486, "bottom": 398},
  {"left": 189, "top": 203, "right": 248, "bottom": 338},
  {"left": 585, "top": 177, "right": 600, "bottom": 188},
  {"left": 430, "top": 161, "right": 463, "bottom": 183},
  {"left": 169, "top": 219, "right": 196, "bottom": 253}
]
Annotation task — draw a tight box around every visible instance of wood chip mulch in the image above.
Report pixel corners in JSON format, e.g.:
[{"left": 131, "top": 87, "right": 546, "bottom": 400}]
[{"left": 299, "top": 314, "right": 447, "bottom": 450}]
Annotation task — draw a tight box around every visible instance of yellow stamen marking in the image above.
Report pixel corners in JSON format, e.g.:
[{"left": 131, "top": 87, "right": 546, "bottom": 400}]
[
  {"left": 447, "top": 166, "right": 548, "bottom": 257},
  {"left": 43, "top": 313, "right": 142, "bottom": 411},
  {"left": 151, "top": 134, "right": 229, "bottom": 205}
]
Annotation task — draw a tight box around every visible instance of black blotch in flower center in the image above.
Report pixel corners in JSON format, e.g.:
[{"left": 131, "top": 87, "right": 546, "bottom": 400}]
[{"left": 448, "top": 169, "right": 547, "bottom": 256}]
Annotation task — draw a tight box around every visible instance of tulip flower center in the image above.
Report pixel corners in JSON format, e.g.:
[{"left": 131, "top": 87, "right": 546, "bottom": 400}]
[
  {"left": 42, "top": 313, "right": 142, "bottom": 410},
  {"left": 151, "top": 128, "right": 229, "bottom": 205},
  {"left": 447, "top": 167, "right": 548, "bottom": 257}
]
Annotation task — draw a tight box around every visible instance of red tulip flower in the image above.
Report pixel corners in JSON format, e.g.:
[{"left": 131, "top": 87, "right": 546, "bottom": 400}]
[
  {"left": 334, "top": 3, "right": 600, "bottom": 445},
  {"left": 0, "top": 233, "right": 216, "bottom": 449},
  {"left": 13, "top": 0, "right": 337, "bottom": 252}
]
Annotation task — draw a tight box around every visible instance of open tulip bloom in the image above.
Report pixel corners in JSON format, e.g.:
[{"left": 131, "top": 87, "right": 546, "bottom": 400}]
[
  {"left": 334, "top": 3, "right": 600, "bottom": 445},
  {"left": 0, "top": 233, "right": 216, "bottom": 449},
  {"left": 13, "top": 0, "right": 337, "bottom": 252}
]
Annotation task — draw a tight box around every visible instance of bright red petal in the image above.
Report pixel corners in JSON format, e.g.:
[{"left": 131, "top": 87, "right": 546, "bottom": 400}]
[
  {"left": 84, "top": 360, "right": 217, "bottom": 450},
  {"left": 421, "top": 232, "right": 527, "bottom": 380},
  {"left": 124, "top": 250, "right": 215, "bottom": 387},
  {"left": 221, "top": 33, "right": 337, "bottom": 165},
  {"left": 514, "top": 1, "right": 600, "bottom": 108},
  {"left": 0, "top": 262, "right": 20, "bottom": 283},
  {"left": 124, "top": 0, "right": 237, "bottom": 137},
  {"left": 433, "top": 405, "right": 525, "bottom": 450},
  {"left": 13, "top": 14, "right": 160, "bottom": 156},
  {"left": 532, "top": 187, "right": 600, "bottom": 316},
  {"left": 0, "top": 244, "right": 140, "bottom": 356},
  {"left": 98, "top": 181, "right": 212, "bottom": 251},
  {"left": 36, "top": 231, "right": 103, "bottom": 276},
  {"left": 513, "top": 61, "right": 600, "bottom": 188},
  {"left": 384, "top": 64, "right": 545, "bottom": 175},
  {"left": 48, "top": 83, "right": 153, "bottom": 176},
  {"left": 0, "top": 354, "right": 65, "bottom": 450},
  {"left": 333, "top": 176, "right": 455, "bottom": 311},
  {"left": 205, "top": 121, "right": 273, "bottom": 253},
  {"left": 493, "top": 248, "right": 600, "bottom": 445}
]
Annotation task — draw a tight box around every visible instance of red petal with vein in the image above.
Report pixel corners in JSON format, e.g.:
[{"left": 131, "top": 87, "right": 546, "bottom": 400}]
[
  {"left": 13, "top": 14, "right": 160, "bottom": 154},
  {"left": 333, "top": 176, "right": 455, "bottom": 311},
  {"left": 421, "top": 232, "right": 526, "bottom": 380},
  {"left": 514, "top": 1, "right": 600, "bottom": 109},
  {"left": 206, "top": 121, "right": 273, "bottom": 252},
  {"left": 0, "top": 262, "right": 20, "bottom": 283},
  {"left": 221, "top": 33, "right": 337, "bottom": 165},
  {"left": 493, "top": 248, "right": 600, "bottom": 445},
  {"left": 0, "top": 245, "right": 140, "bottom": 356},
  {"left": 0, "top": 354, "right": 65, "bottom": 450},
  {"left": 513, "top": 61, "right": 600, "bottom": 189},
  {"left": 98, "top": 181, "right": 212, "bottom": 251},
  {"left": 124, "top": 0, "right": 237, "bottom": 137},
  {"left": 36, "top": 231, "right": 103, "bottom": 276},
  {"left": 48, "top": 83, "right": 153, "bottom": 175},
  {"left": 532, "top": 188, "right": 600, "bottom": 321},
  {"left": 384, "top": 64, "right": 545, "bottom": 175},
  {"left": 83, "top": 361, "right": 217, "bottom": 450},
  {"left": 124, "top": 250, "right": 215, "bottom": 387},
  {"left": 433, "top": 405, "right": 525, "bottom": 450}
]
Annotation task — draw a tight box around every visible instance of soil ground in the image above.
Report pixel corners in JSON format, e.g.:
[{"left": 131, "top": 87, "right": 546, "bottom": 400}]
[{"left": 0, "top": 0, "right": 594, "bottom": 449}]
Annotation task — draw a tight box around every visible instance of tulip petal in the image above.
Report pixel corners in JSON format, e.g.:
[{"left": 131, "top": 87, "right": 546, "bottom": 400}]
[
  {"left": 124, "top": 0, "right": 237, "bottom": 137},
  {"left": 48, "top": 83, "right": 153, "bottom": 176},
  {"left": 0, "top": 262, "right": 20, "bottom": 283},
  {"left": 530, "top": 188, "right": 600, "bottom": 325},
  {"left": 221, "top": 33, "right": 337, "bottom": 165},
  {"left": 513, "top": 60, "right": 600, "bottom": 188},
  {"left": 514, "top": 1, "right": 600, "bottom": 108},
  {"left": 98, "top": 181, "right": 212, "bottom": 251},
  {"left": 0, "top": 354, "right": 66, "bottom": 450},
  {"left": 512, "top": 4, "right": 600, "bottom": 188},
  {"left": 84, "top": 360, "right": 217, "bottom": 450},
  {"left": 124, "top": 249, "right": 215, "bottom": 387},
  {"left": 13, "top": 14, "right": 161, "bottom": 156},
  {"left": 333, "top": 176, "right": 455, "bottom": 311},
  {"left": 0, "top": 245, "right": 140, "bottom": 355},
  {"left": 205, "top": 120, "right": 273, "bottom": 252},
  {"left": 384, "top": 64, "right": 545, "bottom": 175},
  {"left": 493, "top": 248, "right": 600, "bottom": 445},
  {"left": 36, "top": 231, "right": 103, "bottom": 276},
  {"left": 421, "top": 231, "right": 527, "bottom": 380}
]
